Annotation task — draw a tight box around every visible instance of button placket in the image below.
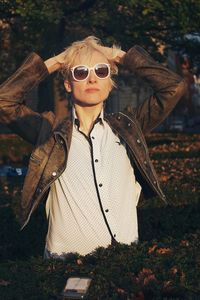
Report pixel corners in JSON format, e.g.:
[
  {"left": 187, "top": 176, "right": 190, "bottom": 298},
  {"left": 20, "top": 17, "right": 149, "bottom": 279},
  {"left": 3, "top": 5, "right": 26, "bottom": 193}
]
[{"left": 91, "top": 127, "right": 101, "bottom": 175}]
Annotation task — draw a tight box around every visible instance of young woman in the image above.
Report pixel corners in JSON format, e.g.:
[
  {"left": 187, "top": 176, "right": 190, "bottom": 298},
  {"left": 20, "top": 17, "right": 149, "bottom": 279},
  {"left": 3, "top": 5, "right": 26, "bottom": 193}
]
[{"left": 0, "top": 36, "right": 186, "bottom": 258}]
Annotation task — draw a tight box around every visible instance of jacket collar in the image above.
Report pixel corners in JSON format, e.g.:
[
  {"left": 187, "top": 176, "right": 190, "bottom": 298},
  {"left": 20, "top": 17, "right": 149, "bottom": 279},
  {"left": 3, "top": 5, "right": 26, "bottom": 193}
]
[{"left": 54, "top": 109, "right": 73, "bottom": 149}]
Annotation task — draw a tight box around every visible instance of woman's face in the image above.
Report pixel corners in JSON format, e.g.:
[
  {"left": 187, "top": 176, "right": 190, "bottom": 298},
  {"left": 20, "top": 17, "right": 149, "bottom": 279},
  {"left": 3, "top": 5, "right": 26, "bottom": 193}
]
[{"left": 64, "top": 50, "right": 112, "bottom": 108}]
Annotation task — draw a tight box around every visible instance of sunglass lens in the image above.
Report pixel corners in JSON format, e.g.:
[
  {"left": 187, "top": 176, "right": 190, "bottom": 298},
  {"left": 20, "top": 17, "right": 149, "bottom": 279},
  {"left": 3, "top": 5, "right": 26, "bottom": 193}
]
[
  {"left": 74, "top": 66, "right": 88, "bottom": 80},
  {"left": 95, "top": 64, "right": 109, "bottom": 78}
]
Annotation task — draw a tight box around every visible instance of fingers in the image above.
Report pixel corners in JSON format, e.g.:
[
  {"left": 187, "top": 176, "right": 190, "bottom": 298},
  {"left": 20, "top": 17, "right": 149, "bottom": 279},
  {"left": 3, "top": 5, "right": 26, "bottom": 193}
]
[
  {"left": 54, "top": 51, "right": 67, "bottom": 64},
  {"left": 99, "top": 46, "right": 126, "bottom": 64},
  {"left": 44, "top": 57, "right": 62, "bottom": 74}
]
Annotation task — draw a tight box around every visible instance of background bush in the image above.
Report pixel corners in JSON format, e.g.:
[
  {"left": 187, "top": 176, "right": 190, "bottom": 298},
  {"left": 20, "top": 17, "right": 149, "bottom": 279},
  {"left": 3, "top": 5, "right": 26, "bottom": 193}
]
[{"left": 0, "top": 132, "right": 199, "bottom": 299}]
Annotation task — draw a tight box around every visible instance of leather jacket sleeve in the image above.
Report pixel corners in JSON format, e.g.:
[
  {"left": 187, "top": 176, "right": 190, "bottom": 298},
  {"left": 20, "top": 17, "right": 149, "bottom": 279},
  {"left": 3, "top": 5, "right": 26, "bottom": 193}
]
[
  {"left": 0, "top": 53, "right": 52, "bottom": 144},
  {"left": 123, "top": 46, "right": 187, "bottom": 134}
]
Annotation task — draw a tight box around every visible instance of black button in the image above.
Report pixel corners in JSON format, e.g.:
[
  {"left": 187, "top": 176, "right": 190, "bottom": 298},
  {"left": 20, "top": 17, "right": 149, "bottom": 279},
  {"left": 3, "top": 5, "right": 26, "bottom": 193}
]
[
  {"left": 114, "top": 234, "right": 116, "bottom": 238},
  {"left": 95, "top": 159, "right": 98, "bottom": 163},
  {"left": 105, "top": 209, "right": 109, "bottom": 213},
  {"left": 92, "top": 136, "right": 95, "bottom": 139},
  {"left": 99, "top": 183, "right": 103, "bottom": 187}
]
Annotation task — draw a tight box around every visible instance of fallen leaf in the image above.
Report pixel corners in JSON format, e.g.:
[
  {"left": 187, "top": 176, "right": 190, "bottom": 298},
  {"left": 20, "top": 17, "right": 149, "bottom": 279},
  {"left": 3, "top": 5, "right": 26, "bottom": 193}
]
[
  {"left": 148, "top": 244, "right": 158, "bottom": 253},
  {"left": 160, "top": 175, "right": 169, "bottom": 182},
  {"left": 0, "top": 279, "right": 11, "bottom": 286},
  {"left": 163, "top": 280, "right": 172, "bottom": 288},
  {"left": 137, "top": 268, "right": 157, "bottom": 286},
  {"left": 170, "top": 266, "right": 178, "bottom": 275},
  {"left": 180, "top": 240, "right": 189, "bottom": 247},
  {"left": 143, "top": 274, "right": 156, "bottom": 285},
  {"left": 77, "top": 259, "right": 83, "bottom": 265},
  {"left": 163, "top": 280, "right": 173, "bottom": 292},
  {"left": 116, "top": 287, "right": 126, "bottom": 295},
  {"left": 156, "top": 247, "right": 172, "bottom": 255}
]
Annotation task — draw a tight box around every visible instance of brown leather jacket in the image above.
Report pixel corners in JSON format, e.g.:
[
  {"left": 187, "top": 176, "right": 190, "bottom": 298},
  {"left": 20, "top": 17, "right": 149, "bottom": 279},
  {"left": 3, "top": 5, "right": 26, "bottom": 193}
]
[{"left": 0, "top": 46, "right": 187, "bottom": 229}]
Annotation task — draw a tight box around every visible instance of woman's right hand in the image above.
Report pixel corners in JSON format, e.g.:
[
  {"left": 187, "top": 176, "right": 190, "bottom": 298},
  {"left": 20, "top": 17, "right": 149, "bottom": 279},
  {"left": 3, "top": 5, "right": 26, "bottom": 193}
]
[{"left": 44, "top": 50, "right": 67, "bottom": 74}]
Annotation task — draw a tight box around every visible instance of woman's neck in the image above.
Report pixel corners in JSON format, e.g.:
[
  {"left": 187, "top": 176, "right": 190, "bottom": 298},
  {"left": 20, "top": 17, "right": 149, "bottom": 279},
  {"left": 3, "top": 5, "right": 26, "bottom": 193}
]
[{"left": 74, "top": 103, "right": 103, "bottom": 136}]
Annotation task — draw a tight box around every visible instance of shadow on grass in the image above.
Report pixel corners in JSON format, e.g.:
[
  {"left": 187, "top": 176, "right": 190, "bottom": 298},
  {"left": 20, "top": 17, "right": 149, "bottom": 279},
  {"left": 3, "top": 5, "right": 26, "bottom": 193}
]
[
  {"left": 1, "top": 197, "right": 200, "bottom": 261},
  {"left": 138, "top": 202, "right": 200, "bottom": 241},
  {"left": 0, "top": 204, "right": 47, "bottom": 261}
]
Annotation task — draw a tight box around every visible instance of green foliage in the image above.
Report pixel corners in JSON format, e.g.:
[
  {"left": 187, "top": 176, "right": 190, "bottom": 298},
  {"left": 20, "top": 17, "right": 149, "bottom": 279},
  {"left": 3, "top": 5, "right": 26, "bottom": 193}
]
[
  {"left": 0, "top": 233, "right": 200, "bottom": 299},
  {"left": 0, "top": 132, "right": 200, "bottom": 298},
  {"left": 1, "top": 0, "right": 200, "bottom": 81}
]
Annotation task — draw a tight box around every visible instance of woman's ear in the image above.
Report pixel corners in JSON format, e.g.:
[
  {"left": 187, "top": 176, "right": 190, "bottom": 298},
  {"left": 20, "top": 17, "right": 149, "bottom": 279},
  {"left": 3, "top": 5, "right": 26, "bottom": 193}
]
[{"left": 64, "top": 80, "right": 72, "bottom": 93}]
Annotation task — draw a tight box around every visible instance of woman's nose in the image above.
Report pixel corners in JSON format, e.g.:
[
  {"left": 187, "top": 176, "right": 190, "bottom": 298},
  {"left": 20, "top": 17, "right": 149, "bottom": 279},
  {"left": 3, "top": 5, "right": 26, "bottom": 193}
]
[{"left": 88, "top": 70, "right": 97, "bottom": 83}]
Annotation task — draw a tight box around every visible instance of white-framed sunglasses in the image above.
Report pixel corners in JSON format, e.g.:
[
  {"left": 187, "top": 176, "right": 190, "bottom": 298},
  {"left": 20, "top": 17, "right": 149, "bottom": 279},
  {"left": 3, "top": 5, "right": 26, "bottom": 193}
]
[{"left": 70, "top": 63, "right": 110, "bottom": 81}]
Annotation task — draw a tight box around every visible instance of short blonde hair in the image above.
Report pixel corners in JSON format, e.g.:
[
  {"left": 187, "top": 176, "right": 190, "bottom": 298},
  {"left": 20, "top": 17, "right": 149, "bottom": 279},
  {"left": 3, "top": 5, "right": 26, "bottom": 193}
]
[{"left": 60, "top": 36, "right": 120, "bottom": 88}]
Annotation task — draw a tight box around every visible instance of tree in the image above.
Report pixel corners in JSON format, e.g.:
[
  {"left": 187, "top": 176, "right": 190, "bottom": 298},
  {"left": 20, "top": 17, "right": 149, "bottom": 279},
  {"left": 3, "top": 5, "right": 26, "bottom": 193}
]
[
  {"left": 1, "top": 0, "right": 200, "bottom": 79},
  {"left": 0, "top": 0, "right": 200, "bottom": 114}
]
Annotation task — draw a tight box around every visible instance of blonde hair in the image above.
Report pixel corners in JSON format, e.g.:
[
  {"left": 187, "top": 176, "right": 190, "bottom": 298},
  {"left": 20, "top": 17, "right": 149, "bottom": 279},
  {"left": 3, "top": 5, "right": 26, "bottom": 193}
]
[{"left": 59, "top": 36, "right": 120, "bottom": 88}]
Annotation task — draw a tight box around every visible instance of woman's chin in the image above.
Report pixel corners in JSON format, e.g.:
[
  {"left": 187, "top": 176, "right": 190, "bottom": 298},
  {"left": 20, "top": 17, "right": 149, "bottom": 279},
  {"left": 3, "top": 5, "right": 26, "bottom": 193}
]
[{"left": 73, "top": 99, "right": 105, "bottom": 107}]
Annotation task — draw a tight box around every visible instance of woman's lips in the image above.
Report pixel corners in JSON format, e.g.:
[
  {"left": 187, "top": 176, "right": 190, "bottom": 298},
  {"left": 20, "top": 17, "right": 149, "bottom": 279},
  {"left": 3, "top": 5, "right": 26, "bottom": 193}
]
[{"left": 85, "top": 88, "right": 100, "bottom": 93}]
